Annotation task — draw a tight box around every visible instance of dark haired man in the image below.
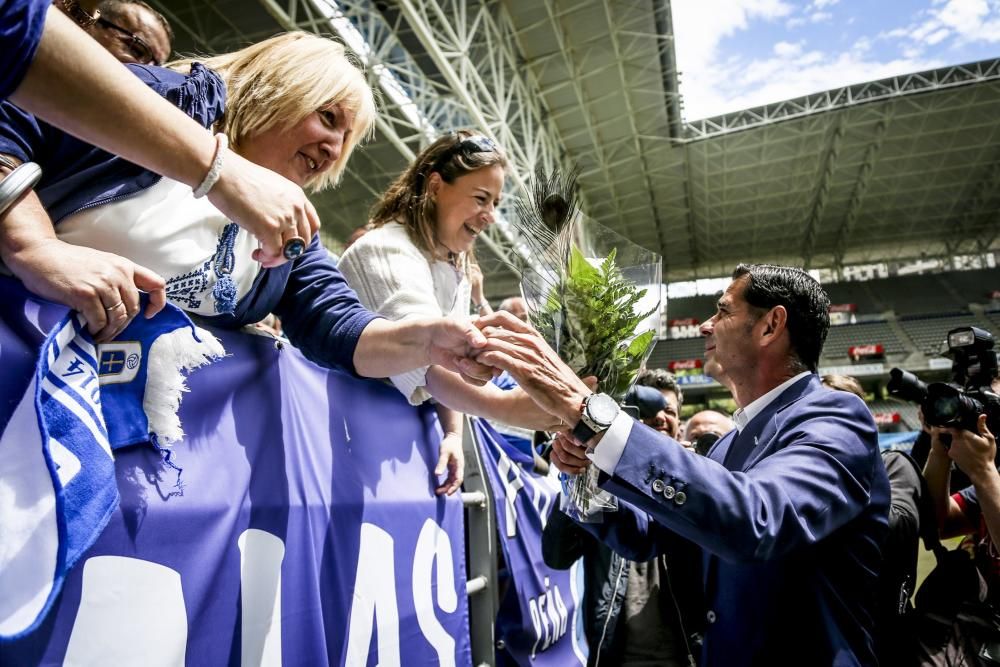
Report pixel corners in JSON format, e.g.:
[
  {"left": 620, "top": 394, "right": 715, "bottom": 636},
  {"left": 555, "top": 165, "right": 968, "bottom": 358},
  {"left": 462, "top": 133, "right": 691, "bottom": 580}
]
[
  {"left": 90, "top": 1, "right": 171, "bottom": 65},
  {"left": 636, "top": 368, "right": 682, "bottom": 439},
  {"left": 474, "top": 263, "right": 890, "bottom": 666},
  {"left": 57, "top": 0, "right": 172, "bottom": 65}
]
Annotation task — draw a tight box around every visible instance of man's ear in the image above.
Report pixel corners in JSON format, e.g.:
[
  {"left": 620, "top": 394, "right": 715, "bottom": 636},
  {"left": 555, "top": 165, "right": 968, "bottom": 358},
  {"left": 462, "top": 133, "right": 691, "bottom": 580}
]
[{"left": 758, "top": 305, "right": 788, "bottom": 346}]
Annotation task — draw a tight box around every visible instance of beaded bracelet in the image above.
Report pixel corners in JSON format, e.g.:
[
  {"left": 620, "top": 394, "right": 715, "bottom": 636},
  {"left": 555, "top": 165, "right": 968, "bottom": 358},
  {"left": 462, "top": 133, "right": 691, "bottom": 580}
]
[{"left": 193, "top": 133, "right": 228, "bottom": 199}]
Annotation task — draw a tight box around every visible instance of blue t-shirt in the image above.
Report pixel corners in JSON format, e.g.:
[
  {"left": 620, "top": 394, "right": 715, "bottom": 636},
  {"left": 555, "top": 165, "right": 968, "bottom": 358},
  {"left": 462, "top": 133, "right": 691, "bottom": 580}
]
[{"left": 0, "top": 0, "right": 49, "bottom": 100}]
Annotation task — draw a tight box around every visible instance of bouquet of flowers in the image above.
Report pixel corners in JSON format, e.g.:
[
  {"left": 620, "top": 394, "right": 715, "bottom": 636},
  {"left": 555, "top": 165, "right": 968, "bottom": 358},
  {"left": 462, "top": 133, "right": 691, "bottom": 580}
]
[{"left": 507, "top": 169, "right": 661, "bottom": 520}]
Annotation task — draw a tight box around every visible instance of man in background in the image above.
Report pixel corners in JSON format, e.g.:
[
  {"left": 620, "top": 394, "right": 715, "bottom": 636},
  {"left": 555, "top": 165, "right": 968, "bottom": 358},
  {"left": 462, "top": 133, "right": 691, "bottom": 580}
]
[{"left": 683, "top": 410, "right": 734, "bottom": 456}]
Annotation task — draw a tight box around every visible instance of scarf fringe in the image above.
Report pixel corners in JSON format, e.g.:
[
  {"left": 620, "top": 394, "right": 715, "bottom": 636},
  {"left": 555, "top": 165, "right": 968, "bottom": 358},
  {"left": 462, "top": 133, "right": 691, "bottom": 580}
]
[{"left": 143, "top": 326, "right": 225, "bottom": 444}]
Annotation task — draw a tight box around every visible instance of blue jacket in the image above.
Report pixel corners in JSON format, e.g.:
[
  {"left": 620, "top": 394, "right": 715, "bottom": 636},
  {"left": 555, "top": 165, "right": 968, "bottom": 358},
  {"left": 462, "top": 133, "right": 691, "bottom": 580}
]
[
  {"left": 0, "top": 0, "right": 49, "bottom": 100},
  {"left": 584, "top": 374, "right": 890, "bottom": 666},
  {"left": 0, "top": 63, "right": 377, "bottom": 374}
]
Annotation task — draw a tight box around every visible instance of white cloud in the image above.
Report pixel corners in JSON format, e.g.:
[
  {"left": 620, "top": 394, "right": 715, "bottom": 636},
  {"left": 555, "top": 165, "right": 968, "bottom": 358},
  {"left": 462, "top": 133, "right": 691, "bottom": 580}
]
[
  {"left": 672, "top": 0, "right": 995, "bottom": 121},
  {"left": 883, "top": 0, "right": 1000, "bottom": 49},
  {"left": 685, "top": 51, "right": 944, "bottom": 119},
  {"left": 672, "top": 0, "right": 794, "bottom": 75},
  {"left": 924, "top": 27, "right": 952, "bottom": 44},
  {"left": 773, "top": 40, "right": 803, "bottom": 57}
]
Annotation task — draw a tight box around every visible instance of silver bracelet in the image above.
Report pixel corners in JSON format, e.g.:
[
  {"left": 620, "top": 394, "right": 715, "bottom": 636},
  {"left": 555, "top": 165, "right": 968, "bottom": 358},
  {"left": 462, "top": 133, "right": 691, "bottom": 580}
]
[{"left": 193, "top": 133, "right": 228, "bottom": 199}]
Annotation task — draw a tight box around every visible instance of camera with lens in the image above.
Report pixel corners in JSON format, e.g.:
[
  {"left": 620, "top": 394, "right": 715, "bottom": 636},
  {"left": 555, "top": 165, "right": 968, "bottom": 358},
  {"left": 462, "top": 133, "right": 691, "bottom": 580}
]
[{"left": 889, "top": 326, "right": 1000, "bottom": 435}]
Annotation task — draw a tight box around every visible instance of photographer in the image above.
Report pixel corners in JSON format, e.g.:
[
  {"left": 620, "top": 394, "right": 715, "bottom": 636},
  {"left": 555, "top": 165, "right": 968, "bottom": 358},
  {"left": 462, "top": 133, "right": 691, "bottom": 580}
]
[{"left": 921, "top": 408, "right": 1000, "bottom": 664}]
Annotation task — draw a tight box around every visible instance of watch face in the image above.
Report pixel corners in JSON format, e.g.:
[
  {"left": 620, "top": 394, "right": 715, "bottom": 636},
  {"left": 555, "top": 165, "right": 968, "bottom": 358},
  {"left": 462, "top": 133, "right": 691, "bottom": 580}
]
[{"left": 587, "top": 393, "right": 619, "bottom": 425}]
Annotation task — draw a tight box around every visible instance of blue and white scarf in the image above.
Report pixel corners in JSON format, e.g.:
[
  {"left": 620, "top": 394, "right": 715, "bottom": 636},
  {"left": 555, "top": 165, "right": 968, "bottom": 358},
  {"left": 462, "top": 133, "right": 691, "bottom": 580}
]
[{"left": 0, "top": 296, "right": 223, "bottom": 640}]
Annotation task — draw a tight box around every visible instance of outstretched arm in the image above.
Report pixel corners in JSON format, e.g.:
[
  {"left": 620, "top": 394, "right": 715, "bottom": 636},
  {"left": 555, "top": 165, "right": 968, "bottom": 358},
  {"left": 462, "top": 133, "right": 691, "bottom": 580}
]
[
  {"left": 8, "top": 5, "right": 318, "bottom": 267},
  {"left": 425, "top": 366, "right": 565, "bottom": 431}
]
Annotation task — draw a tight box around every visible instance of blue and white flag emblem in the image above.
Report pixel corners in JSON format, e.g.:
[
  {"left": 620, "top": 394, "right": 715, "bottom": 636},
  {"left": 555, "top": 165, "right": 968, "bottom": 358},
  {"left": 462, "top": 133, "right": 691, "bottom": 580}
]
[{"left": 0, "top": 289, "right": 223, "bottom": 640}]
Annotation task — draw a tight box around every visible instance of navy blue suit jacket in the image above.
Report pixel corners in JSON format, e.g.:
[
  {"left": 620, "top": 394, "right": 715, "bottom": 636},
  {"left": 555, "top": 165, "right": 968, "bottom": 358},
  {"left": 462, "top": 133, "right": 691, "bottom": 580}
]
[{"left": 585, "top": 374, "right": 890, "bottom": 666}]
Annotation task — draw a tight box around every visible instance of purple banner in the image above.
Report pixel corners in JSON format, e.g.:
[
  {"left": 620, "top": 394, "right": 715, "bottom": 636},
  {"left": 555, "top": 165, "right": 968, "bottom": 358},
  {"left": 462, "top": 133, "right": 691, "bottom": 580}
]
[
  {"left": 0, "top": 286, "right": 471, "bottom": 666},
  {"left": 474, "top": 420, "right": 587, "bottom": 667}
]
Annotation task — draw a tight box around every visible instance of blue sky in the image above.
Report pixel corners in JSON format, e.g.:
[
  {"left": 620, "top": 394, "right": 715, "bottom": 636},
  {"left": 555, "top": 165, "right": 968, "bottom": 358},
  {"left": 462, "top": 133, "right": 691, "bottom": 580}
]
[{"left": 671, "top": 0, "right": 1000, "bottom": 119}]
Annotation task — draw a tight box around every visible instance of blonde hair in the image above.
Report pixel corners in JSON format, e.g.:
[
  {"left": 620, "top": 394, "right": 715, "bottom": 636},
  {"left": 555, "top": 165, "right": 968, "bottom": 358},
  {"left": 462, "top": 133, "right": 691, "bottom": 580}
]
[
  {"left": 170, "top": 32, "right": 377, "bottom": 192},
  {"left": 821, "top": 373, "right": 866, "bottom": 400},
  {"left": 369, "top": 130, "right": 508, "bottom": 269}
]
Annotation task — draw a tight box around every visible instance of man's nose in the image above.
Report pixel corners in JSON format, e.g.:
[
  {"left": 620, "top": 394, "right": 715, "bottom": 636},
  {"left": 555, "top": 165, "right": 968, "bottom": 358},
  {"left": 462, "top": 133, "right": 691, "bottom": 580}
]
[{"left": 700, "top": 318, "right": 715, "bottom": 336}]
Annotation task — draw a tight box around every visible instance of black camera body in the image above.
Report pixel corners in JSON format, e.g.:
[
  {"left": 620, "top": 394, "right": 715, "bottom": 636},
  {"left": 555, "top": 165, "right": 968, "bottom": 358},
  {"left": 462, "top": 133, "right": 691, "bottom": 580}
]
[{"left": 921, "top": 327, "right": 1000, "bottom": 435}]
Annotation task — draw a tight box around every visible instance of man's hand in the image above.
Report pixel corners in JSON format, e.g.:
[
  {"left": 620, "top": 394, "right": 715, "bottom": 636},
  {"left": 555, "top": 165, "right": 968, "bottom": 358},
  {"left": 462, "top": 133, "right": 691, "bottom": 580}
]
[
  {"left": 469, "top": 311, "right": 592, "bottom": 425},
  {"left": 208, "top": 151, "right": 321, "bottom": 268},
  {"left": 434, "top": 432, "right": 465, "bottom": 496},
  {"left": 940, "top": 414, "right": 997, "bottom": 485},
  {"left": 550, "top": 433, "right": 593, "bottom": 475},
  {"left": 7, "top": 238, "right": 166, "bottom": 342},
  {"left": 427, "top": 318, "right": 497, "bottom": 386}
]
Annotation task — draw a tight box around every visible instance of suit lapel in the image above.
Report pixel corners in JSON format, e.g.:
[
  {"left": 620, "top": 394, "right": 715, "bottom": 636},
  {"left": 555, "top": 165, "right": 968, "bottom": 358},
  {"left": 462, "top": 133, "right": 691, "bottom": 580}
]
[
  {"left": 730, "top": 375, "right": 820, "bottom": 472},
  {"left": 707, "top": 430, "right": 737, "bottom": 465}
]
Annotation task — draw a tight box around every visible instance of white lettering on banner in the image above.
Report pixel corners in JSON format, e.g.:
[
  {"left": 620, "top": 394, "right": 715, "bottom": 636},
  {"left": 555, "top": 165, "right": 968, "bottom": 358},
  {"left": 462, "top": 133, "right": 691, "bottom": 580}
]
[
  {"left": 238, "top": 529, "right": 285, "bottom": 667},
  {"left": 528, "top": 576, "right": 569, "bottom": 658},
  {"left": 669, "top": 325, "right": 701, "bottom": 339},
  {"left": 412, "top": 520, "right": 458, "bottom": 667},
  {"left": 63, "top": 556, "right": 188, "bottom": 666},
  {"left": 61, "top": 525, "right": 459, "bottom": 666},
  {"left": 533, "top": 477, "right": 556, "bottom": 531},
  {"left": 346, "top": 523, "right": 401, "bottom": 666},
  {"left": 497, "top": 450, "right": 525, "bottom": 538}
]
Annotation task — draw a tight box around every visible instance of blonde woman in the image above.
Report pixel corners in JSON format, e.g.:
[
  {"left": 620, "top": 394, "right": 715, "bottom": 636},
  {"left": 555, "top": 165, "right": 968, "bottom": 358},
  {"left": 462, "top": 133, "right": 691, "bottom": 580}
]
[
  {"left": 0, "top": 34, "right": 495, "bottom": 491},
  {"left": 338, "top": 132, "right": 563, "bottom": 494}
]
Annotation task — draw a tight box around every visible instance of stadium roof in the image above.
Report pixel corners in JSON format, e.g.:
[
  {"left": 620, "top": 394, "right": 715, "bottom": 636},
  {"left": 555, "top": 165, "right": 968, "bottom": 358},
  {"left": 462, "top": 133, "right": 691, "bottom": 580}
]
[{"left": 150, "top": 0, "right": 1000, "bottom": 297}]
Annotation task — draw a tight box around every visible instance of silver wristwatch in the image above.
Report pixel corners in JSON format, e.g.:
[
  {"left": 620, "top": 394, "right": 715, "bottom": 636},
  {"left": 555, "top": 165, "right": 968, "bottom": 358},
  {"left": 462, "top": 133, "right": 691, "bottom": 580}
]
[{"left": 572, "top": 393, "right": 620, "bottom": 443}]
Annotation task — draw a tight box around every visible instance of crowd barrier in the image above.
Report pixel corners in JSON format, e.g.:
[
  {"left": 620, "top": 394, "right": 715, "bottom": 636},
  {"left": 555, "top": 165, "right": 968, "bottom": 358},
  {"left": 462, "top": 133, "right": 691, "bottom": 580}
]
[{"left": 0, "top": 285, "right": 586, "bottom": 666}]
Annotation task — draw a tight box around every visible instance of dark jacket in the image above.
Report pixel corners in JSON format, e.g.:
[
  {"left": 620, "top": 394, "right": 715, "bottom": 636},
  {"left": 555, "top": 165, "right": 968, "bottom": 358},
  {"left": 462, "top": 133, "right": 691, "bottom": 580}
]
[
  {"left": 585, "top": 375, "right": 890, "bottom": 666},
  {"left": 542, "top": 500, "right": 705, "bottom": 666}
]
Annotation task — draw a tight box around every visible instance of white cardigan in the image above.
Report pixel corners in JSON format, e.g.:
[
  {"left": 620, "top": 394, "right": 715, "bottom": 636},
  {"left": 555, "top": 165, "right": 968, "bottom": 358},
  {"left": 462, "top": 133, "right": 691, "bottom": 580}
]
[{"left": 337, "top": 222, "right": 471, "bottom": 404}]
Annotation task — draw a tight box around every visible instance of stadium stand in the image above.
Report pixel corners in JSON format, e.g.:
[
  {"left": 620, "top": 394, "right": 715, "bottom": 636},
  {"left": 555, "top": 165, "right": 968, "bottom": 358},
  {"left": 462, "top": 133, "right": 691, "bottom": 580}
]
[
  {"left": 822, "top": 321, "right": 907, "bottom": 359},
  {"left": 664, "top": 293, "right": 717, "bottom": 321},
  {"left": 946, "top": 268, "right": 1000, "bottom": 302},
  {"left": 646, "top": 335, "right": 706, "bottom": 369},
  {"left": 872, "top": 274, "right": 964, "bottom": 317},
  {"left": 824, "top": 281, "right": 885, "bottom": 315},
  {"left": 869, "top": 400, "right": 921, "bottom": 431},
  {"left": 899, "top": 312, "right": 990, "bottom": 356}
]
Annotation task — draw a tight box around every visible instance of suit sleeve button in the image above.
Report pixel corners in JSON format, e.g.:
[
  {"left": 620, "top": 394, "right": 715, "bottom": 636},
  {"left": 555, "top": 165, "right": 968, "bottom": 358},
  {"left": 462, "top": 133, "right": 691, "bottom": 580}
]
[
  {"left": 652, "top": 479, "right": 665, "bottom": 493},
  {"left": 674, "top": 491, "right": 687, "bottom": 505}
]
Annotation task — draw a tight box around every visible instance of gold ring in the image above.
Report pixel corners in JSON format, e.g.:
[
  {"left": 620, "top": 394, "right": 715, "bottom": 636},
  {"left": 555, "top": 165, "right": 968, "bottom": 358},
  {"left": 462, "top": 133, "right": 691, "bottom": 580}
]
[{"left": 104, "top": 301, "right": 124, "bottom": 311}]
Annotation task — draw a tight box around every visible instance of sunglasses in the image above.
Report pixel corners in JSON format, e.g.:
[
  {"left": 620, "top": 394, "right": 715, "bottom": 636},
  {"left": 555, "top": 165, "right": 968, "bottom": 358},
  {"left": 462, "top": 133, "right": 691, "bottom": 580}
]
[
  {"left": 431, "top": 135, "right": 501, "bottom": 173},
  {"left": 96, "top": 17, "right": 160, "bottom": 66}
]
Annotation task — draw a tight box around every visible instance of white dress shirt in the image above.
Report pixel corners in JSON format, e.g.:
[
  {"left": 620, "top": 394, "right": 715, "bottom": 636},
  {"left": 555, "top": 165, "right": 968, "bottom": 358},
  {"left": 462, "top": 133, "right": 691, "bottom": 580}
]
[{"left": 731, "top": 371, "right": 811, "bottom": 433}]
